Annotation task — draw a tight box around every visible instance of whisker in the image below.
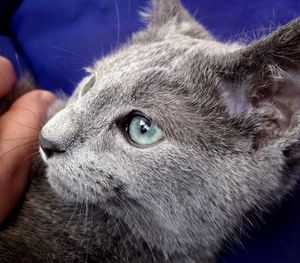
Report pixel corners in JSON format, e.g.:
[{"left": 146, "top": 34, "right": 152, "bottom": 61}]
[
  {"left": 127, "top": 0, "right": 131, "bottom": 28},
  {"left": 123, "top": 200, "right": 156, "bottom": 262},
  {"left": 84, "top": 198, "right": 89, "bottom": 234},
  {"left": 50, "top": 56, "right": 89, "bottom": 65},
  {"left": 109, "top": 207, "right": 129, "bottom": 263},
  {"left": 77, "top": 200, "right": 85, "bottom": 229},
  {"left": 50, "top": 45, "right": 90, "bottom": 64},
  {"left": 83, "top": 198, "right": 90, "bottom": 263},
  {"left": 56, "top": 197, "right": 79, "bottom": 242},
  {"left": 112, "top": 196, "right": 145, "bottom": 256},
  {"left": 113, "top": 0, "right": 120, "bottom": 45},
  {"left": 14, "top": 52, "right": 24, "bottom": 76},
  {"left": 49, "top": 63, "right": 79, "bottom": 87}
]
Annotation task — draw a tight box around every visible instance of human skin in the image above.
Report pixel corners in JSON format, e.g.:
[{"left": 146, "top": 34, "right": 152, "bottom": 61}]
[{"left": 0, "top": 56, "right": 55, "bottom": 223}]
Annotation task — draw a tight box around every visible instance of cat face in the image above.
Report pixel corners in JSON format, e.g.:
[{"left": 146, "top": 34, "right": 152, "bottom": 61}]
[{"left": 40, "top": 0, "right": 300, "bottom": 256}]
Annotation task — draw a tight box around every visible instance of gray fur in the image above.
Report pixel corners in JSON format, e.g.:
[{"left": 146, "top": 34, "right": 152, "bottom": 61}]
[{"left": 1, "top": 1, "right": 300, "bottom": 262}]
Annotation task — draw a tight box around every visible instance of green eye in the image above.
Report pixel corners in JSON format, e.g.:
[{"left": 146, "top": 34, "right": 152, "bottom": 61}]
[{"left": 126, "top": 115, "right": 164, "bottom": 146}]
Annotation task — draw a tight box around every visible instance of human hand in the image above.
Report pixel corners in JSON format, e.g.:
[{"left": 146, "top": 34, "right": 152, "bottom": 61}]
[{"left": 0, "top": 57, "right": 55, "bottom": 223}]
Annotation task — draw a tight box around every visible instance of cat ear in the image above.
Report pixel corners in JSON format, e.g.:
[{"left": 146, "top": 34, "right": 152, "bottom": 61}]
[
  {"left": 133, "top": 0, "right": 213, "bottom": 42},
  {"left": 221, "top": 19, "right": 300, "bottom": 137}
]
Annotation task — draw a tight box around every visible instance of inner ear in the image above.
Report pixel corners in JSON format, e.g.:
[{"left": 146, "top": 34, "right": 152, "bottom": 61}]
[
  {"left": 220, "top": 18, "right": 300, "bottom": 138},
  {"left": 222, "top": 68, "right": 300, "bottom": 138}
]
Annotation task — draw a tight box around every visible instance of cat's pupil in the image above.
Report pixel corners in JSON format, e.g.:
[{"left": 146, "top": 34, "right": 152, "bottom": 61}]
[{"left": 139, "top": 119, "right": 151, "bottom": 134}]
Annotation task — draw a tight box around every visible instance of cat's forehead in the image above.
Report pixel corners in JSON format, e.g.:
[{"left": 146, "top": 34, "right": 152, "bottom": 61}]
[
  {"left": 81, "top": 39, "right": 194, "bottom": 100},
  {"left": 90, "top": 37, "right": 241, "bottom": 83},
  {"left": 76, "top": 37, "right": 242, "bottom": 114},
  {"left": 93, "top": 38, "right": 197, "bottom": 75}
]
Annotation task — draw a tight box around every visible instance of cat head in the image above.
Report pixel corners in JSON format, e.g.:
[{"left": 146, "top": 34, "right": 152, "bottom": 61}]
[{"left": 40, "top": 0, "right": 300, "bottom": 257}]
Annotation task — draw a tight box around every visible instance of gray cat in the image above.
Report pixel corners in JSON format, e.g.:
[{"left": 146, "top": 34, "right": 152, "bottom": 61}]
[{"left": 1, "top": 0, "right": 300, "bottom": 262}]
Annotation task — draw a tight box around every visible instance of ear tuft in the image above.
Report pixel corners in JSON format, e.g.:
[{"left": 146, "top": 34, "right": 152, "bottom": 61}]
[
  {"left": 136, "top": 0, "right": 213, "bottom": 41},
  {"left": 140, "top": 0, "right": 184, "bottom": 25}
]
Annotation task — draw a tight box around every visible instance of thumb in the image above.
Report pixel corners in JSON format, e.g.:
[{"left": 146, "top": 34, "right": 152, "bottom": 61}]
[{"left": 0, "top": 90, "right": 55, "bottom": 223}]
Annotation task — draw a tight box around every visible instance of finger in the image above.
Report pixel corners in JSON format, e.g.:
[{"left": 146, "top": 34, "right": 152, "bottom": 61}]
[
  {"left": 0, "top": 57, "right": 16, "bottom": 97},
  {"left": 0, "top": 90, "right": 55, "bottom": 223}
]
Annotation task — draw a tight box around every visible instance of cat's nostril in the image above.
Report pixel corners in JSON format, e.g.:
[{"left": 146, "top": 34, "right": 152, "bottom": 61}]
[{"left": 39, "top": 134, "right": 66, "bottom": 158}]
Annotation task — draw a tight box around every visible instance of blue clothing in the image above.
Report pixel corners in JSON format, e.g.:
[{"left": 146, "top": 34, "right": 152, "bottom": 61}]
[{"left": 0, "top": 1, "right": 300, "bottom": 262}]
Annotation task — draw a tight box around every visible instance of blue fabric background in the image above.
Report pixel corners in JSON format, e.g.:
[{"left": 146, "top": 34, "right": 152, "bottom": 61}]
[{"left": 0, "top": 1, "right": 300, "bottom": 262}]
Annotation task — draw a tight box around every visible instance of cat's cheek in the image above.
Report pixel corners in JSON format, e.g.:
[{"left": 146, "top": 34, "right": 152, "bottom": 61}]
[
  {"left": 45, "top": 161, "right": 118, "bottom": 204},
  {"left": 47, "top": 174, "right": 78, "bottom": 202},
  {"left": 45, "top": 166, "right": 88, "bottom": 203}
]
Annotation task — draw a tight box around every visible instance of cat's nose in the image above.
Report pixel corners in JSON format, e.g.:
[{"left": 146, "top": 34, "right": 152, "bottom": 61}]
[{"left": 39, "top": 134, "right": 66, "bottom": 158}]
